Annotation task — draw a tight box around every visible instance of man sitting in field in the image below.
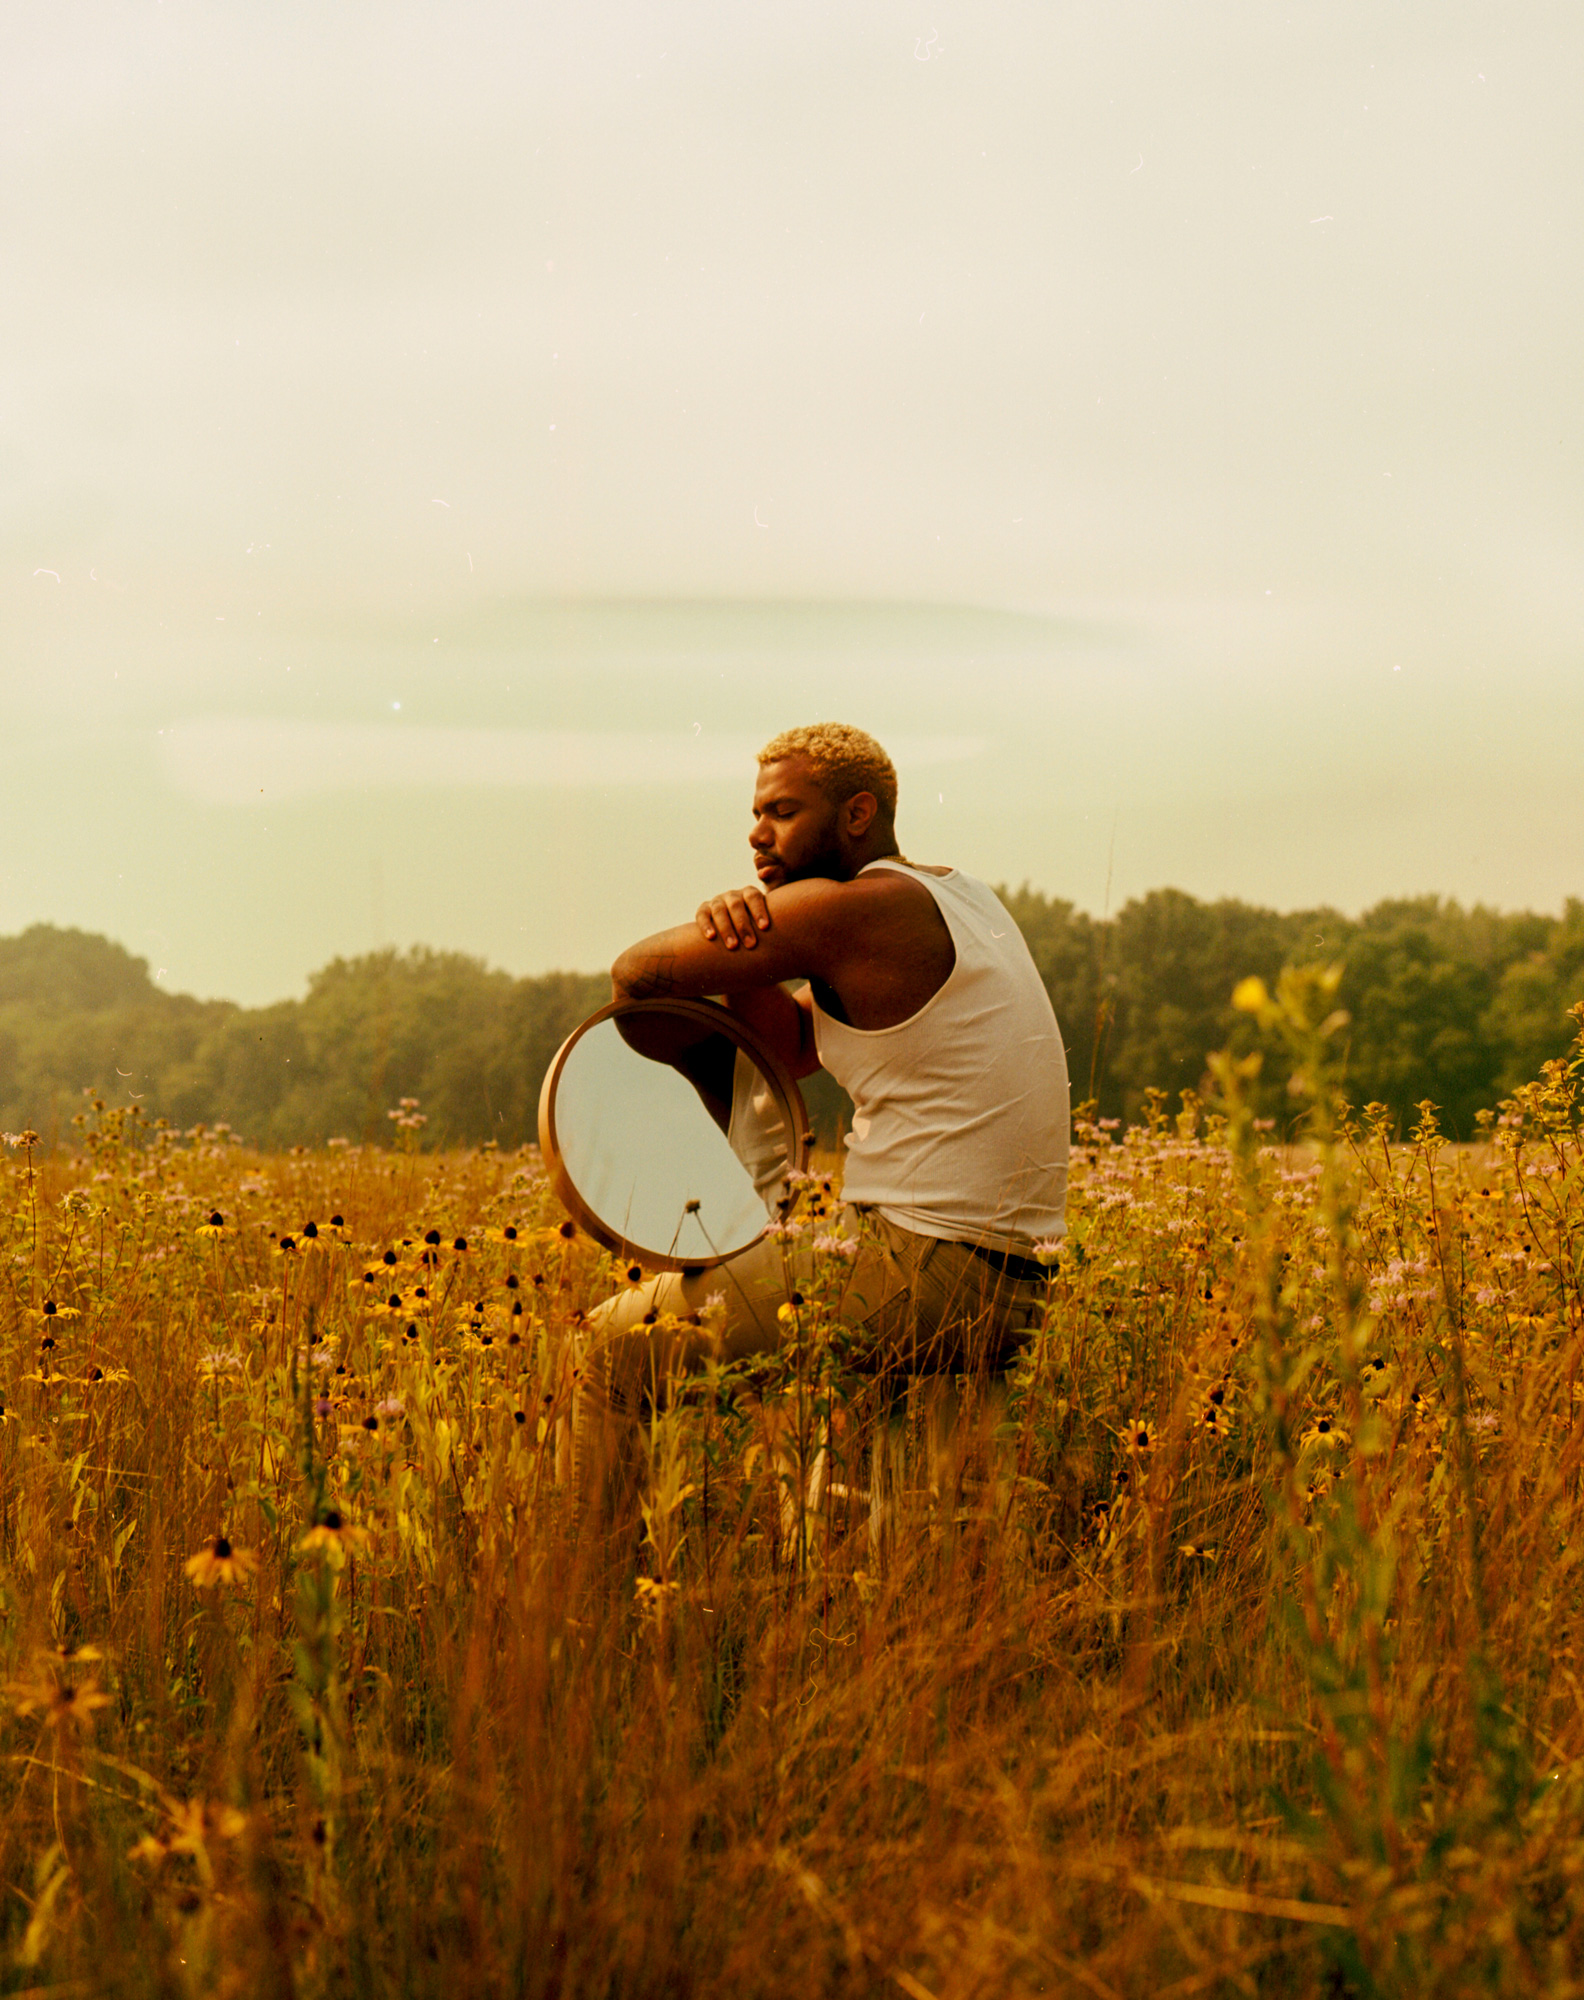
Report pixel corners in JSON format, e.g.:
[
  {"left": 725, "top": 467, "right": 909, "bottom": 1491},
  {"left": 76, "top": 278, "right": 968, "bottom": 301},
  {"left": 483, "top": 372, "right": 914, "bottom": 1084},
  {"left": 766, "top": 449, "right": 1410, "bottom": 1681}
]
[{"left": 575, "top": 722, "right": 1070, "bottom": 1511}]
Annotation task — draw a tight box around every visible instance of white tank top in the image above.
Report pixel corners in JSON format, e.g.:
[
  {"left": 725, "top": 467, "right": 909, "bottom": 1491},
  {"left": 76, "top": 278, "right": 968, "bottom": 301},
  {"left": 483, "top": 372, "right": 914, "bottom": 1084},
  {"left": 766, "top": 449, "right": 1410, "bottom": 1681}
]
[{"left": 810, "top": 862, "right": 1070, "bottom": 1250}]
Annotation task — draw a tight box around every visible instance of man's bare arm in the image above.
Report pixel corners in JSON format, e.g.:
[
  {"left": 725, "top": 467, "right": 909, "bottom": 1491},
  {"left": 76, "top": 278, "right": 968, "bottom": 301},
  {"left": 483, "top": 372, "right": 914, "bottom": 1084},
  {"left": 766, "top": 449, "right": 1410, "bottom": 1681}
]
[
  {"left": 612, "top": 879, "right": 845, "bottom": 1010},
  {"left": 613, "top": 945, "right": 686, "bottom": 1002},
  {"left": 611, "top": 921, "right": 819, "bottom": 1075}
]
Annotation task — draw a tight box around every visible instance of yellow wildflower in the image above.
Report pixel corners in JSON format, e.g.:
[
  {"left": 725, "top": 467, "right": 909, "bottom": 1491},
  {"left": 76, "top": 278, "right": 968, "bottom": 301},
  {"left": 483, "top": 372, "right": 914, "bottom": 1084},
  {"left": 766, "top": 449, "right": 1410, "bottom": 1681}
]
[{"left": 185, "top": 1536, "right": 259, "bottom": 1587}]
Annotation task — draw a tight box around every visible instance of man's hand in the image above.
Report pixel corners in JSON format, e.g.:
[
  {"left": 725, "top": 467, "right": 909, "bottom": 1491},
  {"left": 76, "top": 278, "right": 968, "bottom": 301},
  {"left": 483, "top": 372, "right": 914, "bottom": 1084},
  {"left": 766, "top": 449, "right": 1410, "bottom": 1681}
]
[{"left": 695, "top": 884, "right": 772, "bottom": 951}]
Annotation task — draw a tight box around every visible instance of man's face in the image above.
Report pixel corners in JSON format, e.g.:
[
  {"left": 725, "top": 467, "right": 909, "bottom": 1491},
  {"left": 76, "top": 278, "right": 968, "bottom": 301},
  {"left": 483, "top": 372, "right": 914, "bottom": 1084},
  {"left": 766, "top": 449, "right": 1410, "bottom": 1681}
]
[{"left": 749, "top": 757, "right": 849, "bottom": 888}]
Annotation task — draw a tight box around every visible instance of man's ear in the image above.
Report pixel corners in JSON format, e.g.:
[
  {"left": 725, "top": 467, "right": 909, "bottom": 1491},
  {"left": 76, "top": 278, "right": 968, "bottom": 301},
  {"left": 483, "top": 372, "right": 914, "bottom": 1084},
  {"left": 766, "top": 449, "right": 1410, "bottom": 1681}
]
[{"left": 843, "top": 790, "right": 879, "bottom": 839}]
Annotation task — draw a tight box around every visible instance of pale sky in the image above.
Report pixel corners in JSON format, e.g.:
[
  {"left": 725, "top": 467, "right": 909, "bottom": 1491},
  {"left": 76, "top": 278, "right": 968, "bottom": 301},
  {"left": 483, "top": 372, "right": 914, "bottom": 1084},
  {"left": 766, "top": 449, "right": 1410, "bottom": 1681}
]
[{"left": 4, "top": 1, "right": 1581, "bottom": 1004}]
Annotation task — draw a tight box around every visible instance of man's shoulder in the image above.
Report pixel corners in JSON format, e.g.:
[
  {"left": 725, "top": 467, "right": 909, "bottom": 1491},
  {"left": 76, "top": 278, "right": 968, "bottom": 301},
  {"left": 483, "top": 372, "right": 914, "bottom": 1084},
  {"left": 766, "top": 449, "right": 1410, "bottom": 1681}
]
[{"left": 766, "top": 869, "right": 943, "bottom": 923}]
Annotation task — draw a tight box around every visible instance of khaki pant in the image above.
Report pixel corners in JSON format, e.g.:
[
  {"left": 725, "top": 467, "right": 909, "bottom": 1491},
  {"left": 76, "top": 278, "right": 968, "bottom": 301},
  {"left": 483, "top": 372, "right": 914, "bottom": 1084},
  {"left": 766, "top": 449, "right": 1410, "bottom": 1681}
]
[{"left": 572, "top": 1203, "right": 1048, "bottom": 1525}]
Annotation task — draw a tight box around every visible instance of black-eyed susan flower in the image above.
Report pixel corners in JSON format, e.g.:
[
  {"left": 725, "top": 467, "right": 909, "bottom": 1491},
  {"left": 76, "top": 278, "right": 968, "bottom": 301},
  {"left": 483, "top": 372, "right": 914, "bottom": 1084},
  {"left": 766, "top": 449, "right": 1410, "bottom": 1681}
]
[
  {"left": 298, "top": 1509, "right": 369, "bottom": 1561},
  {"left": 129, "top": 1796, "right": 248, "bottom": 1867},
  {"left": 185, "top": 1536, "right": 259, "bottom": 1587},
  {"left": 6, "top": 1674, "right": 111, "bottom": 1732},
  {"left": 196, "top": 1210, "right": 226, "bottom": 1239},
  {"left": 1122, "top": 1418, "right": 1158, "bottom": 1456},
  {"left": 44, "top": 1640, "right": 105, "bottom": 1666},
  {"left": 1299, "top": 1415, "right": 1348, "bottom": 1452}
]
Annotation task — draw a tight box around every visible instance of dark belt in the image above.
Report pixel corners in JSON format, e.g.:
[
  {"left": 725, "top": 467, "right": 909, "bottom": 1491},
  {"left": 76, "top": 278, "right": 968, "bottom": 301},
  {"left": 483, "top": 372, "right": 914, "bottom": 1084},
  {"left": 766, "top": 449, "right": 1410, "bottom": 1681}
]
[{"left": 965, "top": 1241, "right": 1051, "bottom": 1286}]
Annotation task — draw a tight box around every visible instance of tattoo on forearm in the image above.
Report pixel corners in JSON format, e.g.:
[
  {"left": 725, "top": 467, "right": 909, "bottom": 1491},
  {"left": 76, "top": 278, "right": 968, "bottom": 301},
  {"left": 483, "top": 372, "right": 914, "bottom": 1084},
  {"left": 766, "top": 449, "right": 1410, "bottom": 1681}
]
[{"left": 623, "top": 952, "right": 680, "bottom": 1000}]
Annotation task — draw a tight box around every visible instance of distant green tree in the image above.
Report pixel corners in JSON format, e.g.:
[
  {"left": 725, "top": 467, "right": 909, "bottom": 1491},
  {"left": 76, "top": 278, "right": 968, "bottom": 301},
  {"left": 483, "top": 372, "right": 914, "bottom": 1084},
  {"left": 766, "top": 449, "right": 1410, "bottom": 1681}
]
[
  {"left": 0, "top": 924, "right": 158, "bottom": 1013},
  {"left": 1, "top": 891, "right": 1579, "bottom": 1152},
  {"left": 1485, "top": 897, "right": 1584, "bottom": 1097},
  {"left": 1335, "top": 899, "right": 1550, "bottom": 1136},
  {"left": 0, "top": 925, "right": 237, "bottom": 1141},
  {"left": 0, "top": 927, "right": 606, "bottom": 1150},
  {"left": 1102, "top": 892, "right": 1337, "bottom": 1122}
]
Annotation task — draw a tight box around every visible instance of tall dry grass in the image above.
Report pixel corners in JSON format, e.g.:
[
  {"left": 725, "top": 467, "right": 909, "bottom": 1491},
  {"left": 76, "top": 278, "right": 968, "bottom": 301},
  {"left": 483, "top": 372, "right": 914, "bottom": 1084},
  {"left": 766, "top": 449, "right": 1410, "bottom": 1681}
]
[{"left": 1, "top": 975, "right": 1581, "bottom": 1997}]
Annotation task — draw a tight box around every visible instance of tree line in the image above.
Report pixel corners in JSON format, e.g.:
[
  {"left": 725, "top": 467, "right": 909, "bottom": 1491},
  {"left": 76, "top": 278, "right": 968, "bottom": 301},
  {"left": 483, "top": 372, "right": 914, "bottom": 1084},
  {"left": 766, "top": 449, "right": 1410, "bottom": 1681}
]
[{"left": 2, "top": 889, "right": 1580, "bottom": 1149}]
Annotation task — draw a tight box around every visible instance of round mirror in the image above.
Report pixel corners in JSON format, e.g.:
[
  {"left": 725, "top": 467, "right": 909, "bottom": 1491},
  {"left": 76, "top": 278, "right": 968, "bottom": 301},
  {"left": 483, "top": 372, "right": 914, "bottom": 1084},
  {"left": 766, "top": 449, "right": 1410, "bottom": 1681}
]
[{"left": 537, "top": 998, "right": 812, "bottom": 1270}]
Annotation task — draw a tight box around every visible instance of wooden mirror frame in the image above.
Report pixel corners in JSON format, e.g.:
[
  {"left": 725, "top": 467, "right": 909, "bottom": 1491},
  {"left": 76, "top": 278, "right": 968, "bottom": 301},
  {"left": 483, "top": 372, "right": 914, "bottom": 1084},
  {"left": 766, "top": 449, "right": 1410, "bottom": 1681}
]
[{"left": 536, "top": 997, "right": 814, "bottom": 1272}]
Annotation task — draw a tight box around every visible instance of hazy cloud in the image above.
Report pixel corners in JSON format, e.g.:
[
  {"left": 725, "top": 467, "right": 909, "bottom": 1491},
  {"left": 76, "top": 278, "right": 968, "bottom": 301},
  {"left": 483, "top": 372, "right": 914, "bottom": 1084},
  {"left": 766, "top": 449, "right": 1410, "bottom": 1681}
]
[{"left": 157, "top": 720, "right": 985, "bottom": 805}]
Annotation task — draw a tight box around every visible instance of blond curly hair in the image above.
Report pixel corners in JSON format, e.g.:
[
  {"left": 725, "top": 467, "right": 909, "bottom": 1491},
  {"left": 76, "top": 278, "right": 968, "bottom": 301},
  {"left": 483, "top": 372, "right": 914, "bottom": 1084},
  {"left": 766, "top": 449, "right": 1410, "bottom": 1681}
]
[{"left": 757, "top": 723, "right": 898, "bottom": 819}]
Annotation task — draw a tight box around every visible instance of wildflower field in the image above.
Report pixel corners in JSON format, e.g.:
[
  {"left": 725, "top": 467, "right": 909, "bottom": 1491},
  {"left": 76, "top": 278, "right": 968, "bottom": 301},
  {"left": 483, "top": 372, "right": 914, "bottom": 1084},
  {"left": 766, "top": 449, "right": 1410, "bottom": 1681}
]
[{"left": 2, "top": 970, "right": 1583, "bottom": 1998}]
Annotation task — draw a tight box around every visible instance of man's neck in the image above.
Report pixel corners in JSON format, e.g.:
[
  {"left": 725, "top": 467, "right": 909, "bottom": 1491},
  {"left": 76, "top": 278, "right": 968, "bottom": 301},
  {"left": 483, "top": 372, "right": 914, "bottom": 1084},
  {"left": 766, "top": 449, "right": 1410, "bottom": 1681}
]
[{"left": 840, "top": 838, "right": 903, "bottom": 880}]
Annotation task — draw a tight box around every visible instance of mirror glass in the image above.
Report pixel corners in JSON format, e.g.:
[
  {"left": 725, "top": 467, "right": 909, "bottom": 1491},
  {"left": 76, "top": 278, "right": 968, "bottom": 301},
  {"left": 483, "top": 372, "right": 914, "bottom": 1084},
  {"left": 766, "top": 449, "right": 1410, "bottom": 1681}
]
[{"left": 551, "top": 1011, "right": 798, "bottom": 1265}]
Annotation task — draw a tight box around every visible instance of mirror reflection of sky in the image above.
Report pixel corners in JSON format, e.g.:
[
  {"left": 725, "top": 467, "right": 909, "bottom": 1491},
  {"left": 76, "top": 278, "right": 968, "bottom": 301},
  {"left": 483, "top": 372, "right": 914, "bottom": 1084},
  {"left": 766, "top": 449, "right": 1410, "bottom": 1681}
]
[
  {"left": 5, "top": 4, "right": 1581, "bottom": 1005},
  {"left": 555, "top": 1022, "right": 779, "bottom": 1264}
]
